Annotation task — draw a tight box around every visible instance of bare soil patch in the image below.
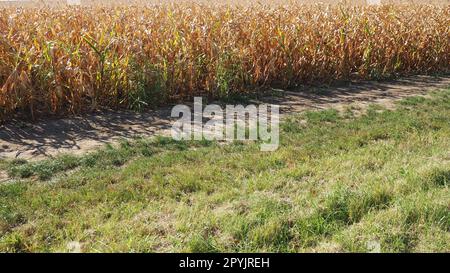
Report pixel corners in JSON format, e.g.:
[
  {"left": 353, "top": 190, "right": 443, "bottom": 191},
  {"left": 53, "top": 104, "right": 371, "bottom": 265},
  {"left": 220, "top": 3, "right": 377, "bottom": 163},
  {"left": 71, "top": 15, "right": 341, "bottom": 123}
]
[{"left": 0, "top": 75, "right": 449, "bottom": 161}]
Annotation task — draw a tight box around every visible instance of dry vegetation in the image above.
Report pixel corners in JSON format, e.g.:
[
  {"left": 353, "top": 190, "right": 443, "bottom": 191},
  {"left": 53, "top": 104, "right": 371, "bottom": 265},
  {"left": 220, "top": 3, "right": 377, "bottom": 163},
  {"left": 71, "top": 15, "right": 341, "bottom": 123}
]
[{"left": 0, "top": 3, "right": 449, "bottom": 120}]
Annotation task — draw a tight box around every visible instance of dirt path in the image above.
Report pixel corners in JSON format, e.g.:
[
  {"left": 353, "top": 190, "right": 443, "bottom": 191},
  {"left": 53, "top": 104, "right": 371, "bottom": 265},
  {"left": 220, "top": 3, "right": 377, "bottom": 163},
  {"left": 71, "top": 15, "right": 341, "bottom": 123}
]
[{"left": 1, "top": 75, "right": 449, "bottom": 161}]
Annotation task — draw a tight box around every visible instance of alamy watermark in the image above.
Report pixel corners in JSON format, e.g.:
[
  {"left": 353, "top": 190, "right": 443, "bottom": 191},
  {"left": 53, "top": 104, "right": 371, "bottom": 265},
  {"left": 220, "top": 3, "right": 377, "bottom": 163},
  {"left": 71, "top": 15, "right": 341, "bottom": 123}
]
[{"left": 171, "top": 97, "right": 279, "bottom": 151}]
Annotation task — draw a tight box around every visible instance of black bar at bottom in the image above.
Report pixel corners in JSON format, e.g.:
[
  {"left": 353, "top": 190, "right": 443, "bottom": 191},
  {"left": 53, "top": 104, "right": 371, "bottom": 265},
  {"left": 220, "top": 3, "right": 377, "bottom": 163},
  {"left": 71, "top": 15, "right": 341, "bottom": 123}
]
[{"left": 0, "top": 253, "right": 444, "bottom": 272}]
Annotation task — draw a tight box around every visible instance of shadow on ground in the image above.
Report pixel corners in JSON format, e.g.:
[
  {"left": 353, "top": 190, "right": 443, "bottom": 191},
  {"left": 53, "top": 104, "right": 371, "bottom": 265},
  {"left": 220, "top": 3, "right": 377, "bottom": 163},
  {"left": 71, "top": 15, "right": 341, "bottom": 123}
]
[{"left": 1, "top": 75, "right": 449, "bottom": 160}]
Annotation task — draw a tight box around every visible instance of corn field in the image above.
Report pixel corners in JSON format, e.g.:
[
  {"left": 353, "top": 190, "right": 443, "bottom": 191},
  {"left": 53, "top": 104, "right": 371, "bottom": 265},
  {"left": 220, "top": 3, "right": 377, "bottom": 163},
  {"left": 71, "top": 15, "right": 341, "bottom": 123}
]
[{"left": 0, "top": 3, "right": 449, "bottom": 120}]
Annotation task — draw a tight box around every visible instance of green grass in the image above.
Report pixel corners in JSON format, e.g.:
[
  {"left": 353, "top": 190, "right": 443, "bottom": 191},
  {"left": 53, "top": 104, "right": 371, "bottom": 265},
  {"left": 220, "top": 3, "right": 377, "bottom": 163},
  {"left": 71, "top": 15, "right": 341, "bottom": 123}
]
[{"left": 0, "top": 89, "right": 449, "bottom": 253}]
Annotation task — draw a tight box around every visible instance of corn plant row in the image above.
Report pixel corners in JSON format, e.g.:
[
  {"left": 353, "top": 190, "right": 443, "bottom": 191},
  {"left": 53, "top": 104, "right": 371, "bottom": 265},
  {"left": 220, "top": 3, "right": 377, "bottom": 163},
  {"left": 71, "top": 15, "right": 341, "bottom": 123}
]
[{"left": 0, "top": 4, "right": 448, "bottom": 120}]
